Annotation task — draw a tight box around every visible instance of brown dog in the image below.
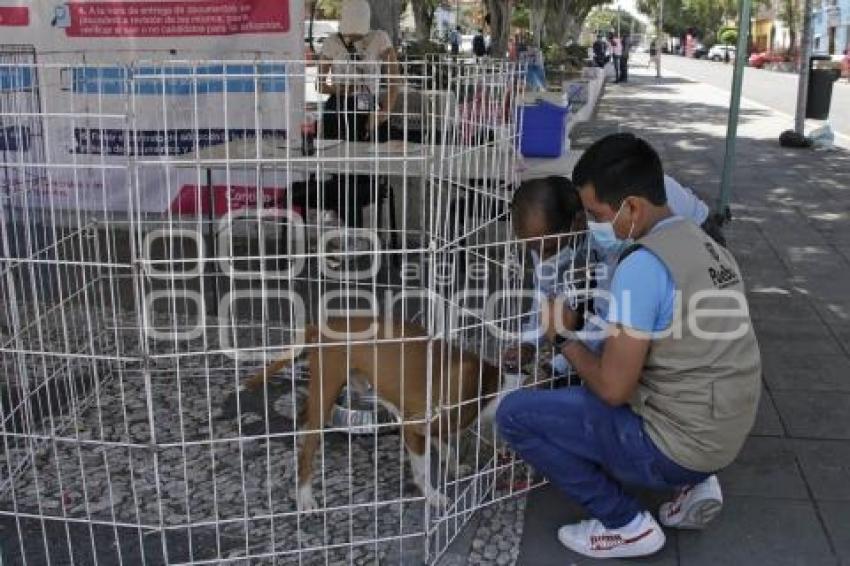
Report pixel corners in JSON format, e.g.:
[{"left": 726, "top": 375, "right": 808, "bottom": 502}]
[{"left": 245, "top": 317, "right": 504, "bottom": 510}]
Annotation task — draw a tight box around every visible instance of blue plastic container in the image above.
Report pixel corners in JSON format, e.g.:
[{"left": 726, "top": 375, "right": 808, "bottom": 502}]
[{"left": 519, "top": 99, "right": 569, "bottom": 158}]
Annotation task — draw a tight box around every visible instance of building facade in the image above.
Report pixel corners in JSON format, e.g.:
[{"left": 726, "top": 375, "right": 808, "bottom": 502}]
[
  {"left": 751, "top": 2, "right": 796, "bottom": 54},
  {"left": 812, "top": 0, "right": 850, "bottom": 55}
]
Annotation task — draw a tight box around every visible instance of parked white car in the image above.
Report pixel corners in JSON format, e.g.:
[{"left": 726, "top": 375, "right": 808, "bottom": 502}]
[{"left": 708, "top": 44, "right": 735, "bottom": 62}]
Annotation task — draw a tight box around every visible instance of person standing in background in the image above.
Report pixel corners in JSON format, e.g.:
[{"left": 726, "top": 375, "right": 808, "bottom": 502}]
[
  {"left": 619, "top": 34, "right": 630, "bottom": 83},
  {"left": 611, "top": 33, "right": 623, "bottom": 83},
  {"left": 473, "top": 28, "right": 487, "bottom": 58},
  {"left": 593, "top": 34, "right": 608, "bottom": 68},
  {"left": 450, "top": 26, "right": 461, "bottom": 55}
]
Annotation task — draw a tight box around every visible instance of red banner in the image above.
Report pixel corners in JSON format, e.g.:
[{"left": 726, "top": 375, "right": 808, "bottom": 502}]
[
  {"left": 63, "top": 0, "right": 289, "bottom": 38},
  {"left": 0, "top": 6, "right": 29, "bottom": 26},
  {"left": 170, "top": 184, "right": 300, "bottom": 217}
]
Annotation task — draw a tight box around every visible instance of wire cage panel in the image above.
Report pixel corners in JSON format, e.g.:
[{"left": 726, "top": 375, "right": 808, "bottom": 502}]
[{"left": 0, "top": 53, "right": 595, "bottom": 565}]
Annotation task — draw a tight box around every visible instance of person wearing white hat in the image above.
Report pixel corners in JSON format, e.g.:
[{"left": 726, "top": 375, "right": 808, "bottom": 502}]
[
  {"left": 318, "top": 0, "right": 399, "bottom": 144},
  {"left": 315, "top": 0, "right": 401, "bottom": 232}
]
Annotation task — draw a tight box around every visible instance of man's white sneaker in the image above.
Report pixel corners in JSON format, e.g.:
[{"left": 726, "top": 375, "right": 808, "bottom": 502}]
[
  {"left": 557, "top": 511, "right": 666, "bottom": 559},
  {"left": 659, "top": 475, "right": 723, "bottom": 530}
]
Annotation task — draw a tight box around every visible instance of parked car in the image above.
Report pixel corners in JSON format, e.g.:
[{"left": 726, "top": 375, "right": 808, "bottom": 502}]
[
  {"left": 748, "top": 51, "right": 787, "bottom": 69},
  {"left": 692, "top": 43, "right": 708, "bottom": 58},
  {"left": 708, "top": 44, "right": 735, "bottom": 62}
]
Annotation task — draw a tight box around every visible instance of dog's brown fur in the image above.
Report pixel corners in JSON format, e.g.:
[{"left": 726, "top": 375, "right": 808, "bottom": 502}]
[{"left": 245, "top": 317, "right": 502, "bottom": 509}]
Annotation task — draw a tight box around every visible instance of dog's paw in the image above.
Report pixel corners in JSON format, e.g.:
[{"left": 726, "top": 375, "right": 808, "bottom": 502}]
[{"left": 296, "top": 485, "right": 318, "bottom": 512}]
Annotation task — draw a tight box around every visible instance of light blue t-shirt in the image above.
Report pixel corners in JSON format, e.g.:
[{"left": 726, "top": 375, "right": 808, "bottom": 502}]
[
  {"left": 606, "top": 218, "right": 678, "bottom": 333},
  {"left": 590, "top": 177, "right": 706, "bottom": 324},
  {"left": 664, "top": 175, "right": 709, "bottom": 226}
]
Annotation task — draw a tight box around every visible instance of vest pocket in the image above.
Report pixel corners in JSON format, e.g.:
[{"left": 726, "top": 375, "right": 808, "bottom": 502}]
[{"left": 712, "top": 376, "right": 758, "bottom": 419}]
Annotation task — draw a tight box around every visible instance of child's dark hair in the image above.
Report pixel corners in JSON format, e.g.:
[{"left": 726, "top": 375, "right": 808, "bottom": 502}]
[{"left": 511, "top": 176, "right": 582, "bottom": 234}]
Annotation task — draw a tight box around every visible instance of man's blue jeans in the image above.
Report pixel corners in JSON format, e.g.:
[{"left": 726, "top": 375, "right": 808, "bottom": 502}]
[{"left": 496, "top": 387, "right": 711, "bottom": 529}]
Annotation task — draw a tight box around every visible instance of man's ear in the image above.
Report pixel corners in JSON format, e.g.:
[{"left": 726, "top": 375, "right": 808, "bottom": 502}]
[{"left": 623, "top": 196, "right": 641, "bottom": 228}]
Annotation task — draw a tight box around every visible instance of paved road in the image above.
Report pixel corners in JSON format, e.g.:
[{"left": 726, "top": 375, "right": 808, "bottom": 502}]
[{"left": 657, "top": 54, "right": 850, "bottom": 141}]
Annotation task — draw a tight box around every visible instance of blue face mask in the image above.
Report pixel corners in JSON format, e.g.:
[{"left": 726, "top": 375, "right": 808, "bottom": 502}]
[{"left": 588, "top": 201, "right": 634, "bottom": 257}]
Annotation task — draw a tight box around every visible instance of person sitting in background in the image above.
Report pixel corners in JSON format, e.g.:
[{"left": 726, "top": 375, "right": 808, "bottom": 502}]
[
  {"left": 319, "top": 0, "right": 399, "bottom": 146},
  {"left": 498, "top": 133, "right": 761, "bottom": 559},
  {"left": 317, "top": 0, "right": 400, "bottom": 231}
]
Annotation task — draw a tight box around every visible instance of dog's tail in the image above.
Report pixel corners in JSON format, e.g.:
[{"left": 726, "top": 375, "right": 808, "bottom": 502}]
[{"left": 243, "top": 325, "right": 319, "bottom": 392}]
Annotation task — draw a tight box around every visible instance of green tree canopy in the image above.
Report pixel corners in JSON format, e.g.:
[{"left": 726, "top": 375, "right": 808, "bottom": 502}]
[
  {"left": 585, "top": 7, "right": 646, "bottom": 36},
  {"left": 637, "top": 0, "right": 763, "bottom": 43},
  {"left": 719, "top": 27, "right": 738, "bottom": 45}
]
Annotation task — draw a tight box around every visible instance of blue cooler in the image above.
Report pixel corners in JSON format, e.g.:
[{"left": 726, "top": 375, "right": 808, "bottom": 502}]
[{"left": 519, "top": 99, "right": 570, "bottom": 158}]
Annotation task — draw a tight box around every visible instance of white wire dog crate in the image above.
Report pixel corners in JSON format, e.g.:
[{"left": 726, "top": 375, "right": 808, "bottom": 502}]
[{"left": 0, "top": 49, "right": 593, "bottom": 565}]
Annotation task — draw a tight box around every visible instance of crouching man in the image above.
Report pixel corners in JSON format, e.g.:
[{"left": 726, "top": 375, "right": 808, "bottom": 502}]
[{"left": 497, "top": 133, "right": 761, "bottom": 559}]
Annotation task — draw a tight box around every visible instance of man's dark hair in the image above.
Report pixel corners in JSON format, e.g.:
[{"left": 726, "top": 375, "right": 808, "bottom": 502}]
[
  {"left": 572, "top": 133, "right": 667, "bottom": 208},
  {"left": 512, "top": 176, "right": 582, "bottom": 234}
]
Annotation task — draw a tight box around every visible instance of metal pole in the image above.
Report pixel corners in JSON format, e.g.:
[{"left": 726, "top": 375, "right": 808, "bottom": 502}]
[
  {"left": 794, "top": 0, "right": 814, "bottom": 134},
  {"left": 656, "top": 0, "right": 663, "bottom": 79},
  {"left": 618, "top": 4, "right": 621, "bottom": 38},
  {"left": 716, "top": 0, "right": 753, "bottom": 219}
]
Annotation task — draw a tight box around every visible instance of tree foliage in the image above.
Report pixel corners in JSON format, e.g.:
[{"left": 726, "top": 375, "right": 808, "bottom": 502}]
[
  {"left": 527, "top": 0, "right": 610, "bottom": 44},
  {"left": 638, "top": 0, "right": 768, "bottom": 45},
  {"left": 585, "top": 7, "right": 646, "bottom": 36},
  {"left": 409, "top": 0, "right": 443, "bottom": 41},
  {"left": 719, "top": 27, "right": 737, "bottom": 45},
  {"left": 366, "top": 0, "right": 405, "bottom": 44},
  {"left": 314, "top": 0, "right": 342, "bottom": 19},
  {"left": 317, "top": 0, "right": 613, "bottom": 51}
]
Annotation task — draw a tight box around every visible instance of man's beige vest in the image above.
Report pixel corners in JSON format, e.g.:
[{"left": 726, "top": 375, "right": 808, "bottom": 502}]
[{"left": 625, "top": 219, "right": 761, "bottom": 473}]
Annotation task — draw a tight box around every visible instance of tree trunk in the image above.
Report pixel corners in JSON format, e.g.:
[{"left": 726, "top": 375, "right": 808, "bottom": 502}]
[
  {"left": 546, "top": 7, "right": 591, "bottom": 45},
  {"left": 528, "top": 0, "right": 546, "bottom": 44},
  {"left": 486, "top": 0, "right": 511, "bottom": 58},
  {"left": 411, "top": 0, "right": 434, "bottom": 42},
  {"left": 366, "top": 0, "right": 404, "bottom": 45}
]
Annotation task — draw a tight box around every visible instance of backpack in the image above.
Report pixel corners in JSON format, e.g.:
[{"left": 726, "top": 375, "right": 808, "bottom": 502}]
[
  {"left": 593, "top": 40, "right": 605, "bottom": 59},
  {"left": 473, "top": 35, "right": 486, "bottom": 56}
]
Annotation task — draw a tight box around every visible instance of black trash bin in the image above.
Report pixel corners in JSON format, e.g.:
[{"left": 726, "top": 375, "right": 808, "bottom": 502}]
[{"left": 807, "top": 55, "right": 841, "bottom": 119}]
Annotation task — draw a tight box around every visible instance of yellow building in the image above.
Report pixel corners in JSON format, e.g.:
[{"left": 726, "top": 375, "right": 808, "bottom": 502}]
[
  {"left": 753, "top": 16, "right": 775, "bottom": 52},
  {"left": 751, "top": 1, "right": 797, "bottom": 54}
]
